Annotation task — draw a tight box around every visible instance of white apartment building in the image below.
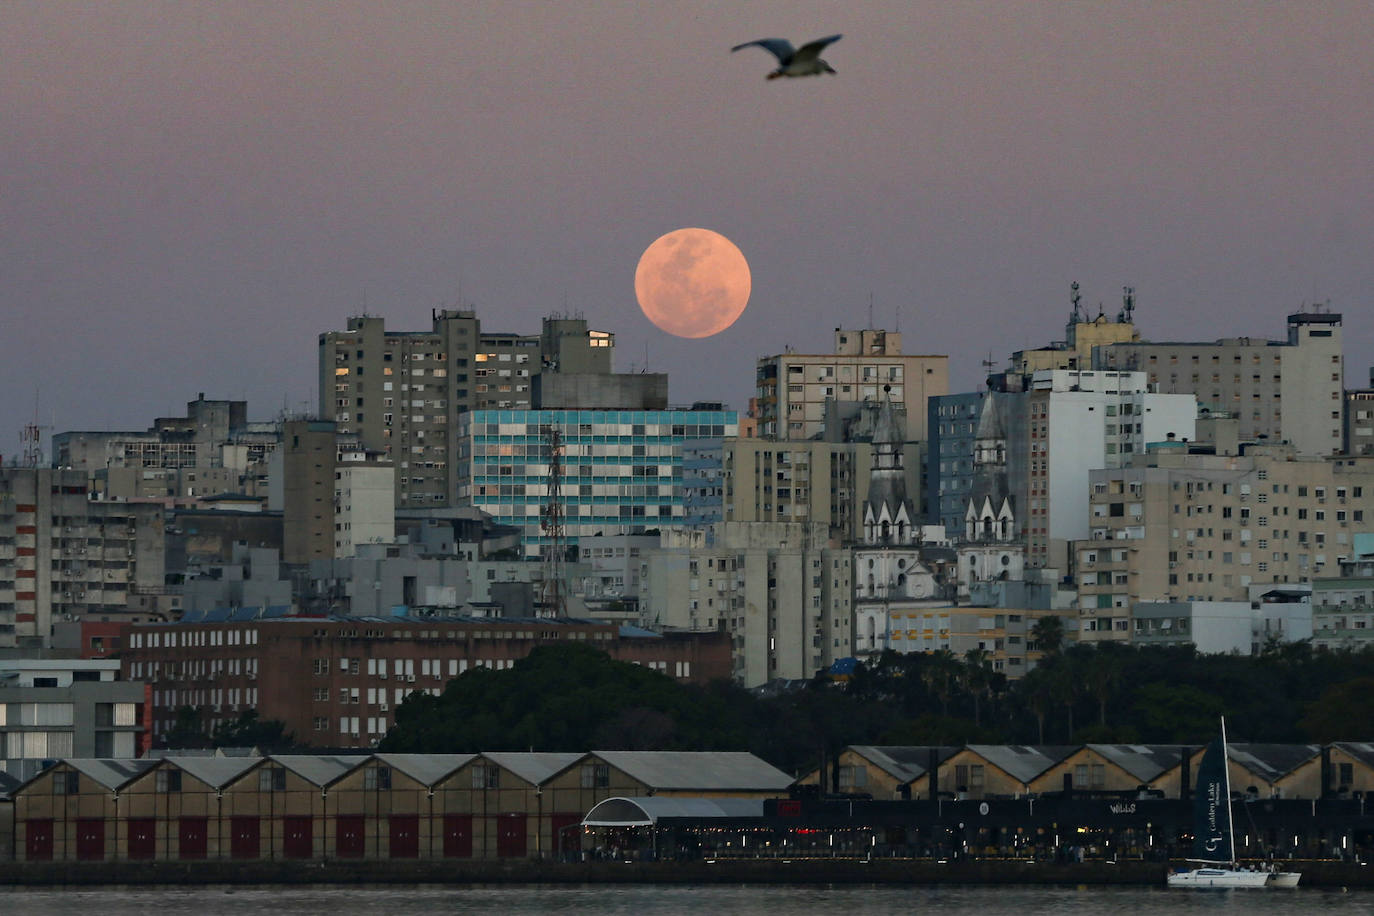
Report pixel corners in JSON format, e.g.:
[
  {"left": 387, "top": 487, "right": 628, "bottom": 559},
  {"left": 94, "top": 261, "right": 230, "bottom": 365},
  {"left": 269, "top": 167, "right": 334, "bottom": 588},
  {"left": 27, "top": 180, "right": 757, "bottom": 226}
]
[
  {"left": 1016, "top": 369, "right": 1197, "bottom": 568},
  {"left": 333, "top": 449, "right": 395, "bottom": 558}
]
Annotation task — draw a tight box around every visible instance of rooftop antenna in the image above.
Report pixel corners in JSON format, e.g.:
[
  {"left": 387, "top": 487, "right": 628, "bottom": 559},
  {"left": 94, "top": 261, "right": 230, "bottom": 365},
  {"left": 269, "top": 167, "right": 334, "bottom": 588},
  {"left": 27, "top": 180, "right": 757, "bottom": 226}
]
[
  {"left": 981, "top": 352, "right": 997, "bottom": 391},
  {"left": 868, "top": 293, "right": 874, "bottom": 329},
  {"left": 21, "top": 393, "right": 50, "bottom": 468},
  {"left": 1120, "top": 286, "right": 1135, "bottom": 323},
  {"left": 1069, "top": 281, "right": 1082, "bottom": 324},
  {"left": 894, "top": 304, "right": 901, "bottom": 333}
]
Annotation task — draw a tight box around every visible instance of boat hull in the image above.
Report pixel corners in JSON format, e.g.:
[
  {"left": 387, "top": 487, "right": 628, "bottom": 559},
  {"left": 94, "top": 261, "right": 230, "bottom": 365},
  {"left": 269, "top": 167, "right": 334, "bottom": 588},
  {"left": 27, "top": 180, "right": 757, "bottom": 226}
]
[
  {"left": 1167, "top": 867, "right": 1273, "bottom": 888},
  {"left": 1267, "top": 871, "right": 1301, "bottom": 888}
]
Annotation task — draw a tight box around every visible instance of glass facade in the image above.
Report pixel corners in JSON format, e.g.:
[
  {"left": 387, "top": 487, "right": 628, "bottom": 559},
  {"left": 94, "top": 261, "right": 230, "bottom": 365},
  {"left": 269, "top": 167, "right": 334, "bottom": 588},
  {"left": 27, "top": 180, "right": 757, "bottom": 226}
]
[{"left": 457, "top": 410, "right": 737, "bottom": 556}]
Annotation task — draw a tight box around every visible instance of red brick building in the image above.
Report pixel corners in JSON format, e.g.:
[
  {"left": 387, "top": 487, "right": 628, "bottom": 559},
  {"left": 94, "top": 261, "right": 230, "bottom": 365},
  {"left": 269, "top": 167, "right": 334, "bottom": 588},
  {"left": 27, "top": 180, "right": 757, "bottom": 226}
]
[{"left": 120, "top": 616, "right": 732, "bottom": 747}]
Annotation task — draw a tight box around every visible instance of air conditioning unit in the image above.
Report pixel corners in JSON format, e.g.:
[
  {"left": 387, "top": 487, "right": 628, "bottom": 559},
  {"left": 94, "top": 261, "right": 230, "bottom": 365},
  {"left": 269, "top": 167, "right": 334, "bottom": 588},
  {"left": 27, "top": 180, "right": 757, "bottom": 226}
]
[
  {"left": 406, "top": 674, "right": 416, "bottom": 683},
  {"left": 379, "top": 703, "right": 389, "bottom": 712},
  {"left": 379, "top": 671, "right": 387, "bottom": 679}
]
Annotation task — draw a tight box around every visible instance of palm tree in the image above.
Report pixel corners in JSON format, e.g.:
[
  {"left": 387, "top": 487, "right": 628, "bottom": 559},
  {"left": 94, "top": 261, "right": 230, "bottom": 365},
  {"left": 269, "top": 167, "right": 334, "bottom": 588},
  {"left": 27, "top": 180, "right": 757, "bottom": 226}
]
[
  {"left": 963, "top": 648, "right": 994, "bottom": 727},
  {"left": 1020, "top": 666, "right": 1055, "bottom": 744},
  {"left": 920, "top": 649, "right": 960, "bottom": 718}
]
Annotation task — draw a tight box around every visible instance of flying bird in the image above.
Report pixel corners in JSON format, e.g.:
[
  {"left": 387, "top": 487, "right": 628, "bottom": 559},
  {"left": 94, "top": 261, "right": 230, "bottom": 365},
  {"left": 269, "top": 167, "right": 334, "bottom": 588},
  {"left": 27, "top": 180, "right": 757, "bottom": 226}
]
[{"left": 730, "top": 34, "right": 842, "bottom": 80}]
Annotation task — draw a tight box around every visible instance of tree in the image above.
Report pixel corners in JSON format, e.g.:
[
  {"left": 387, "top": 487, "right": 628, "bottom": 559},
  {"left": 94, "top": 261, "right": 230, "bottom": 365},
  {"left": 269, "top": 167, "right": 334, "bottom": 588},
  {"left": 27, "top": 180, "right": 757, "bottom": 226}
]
[
  {"left": 1299, "top": 677, "right": 1374, "bottom": 743},
  {"left": 1132, "top": 682, "right": 1224, "bottom": 742},
  {"left": 161, "top": 705, "right": 211, "bottom": 750},
  {"left": 1029, "top": 615, "right": 1065, "bottom": 655},
  {"left": 211, "top": 710, "right": 295, "bottom": 752},
  {"left": 962, "top": 648, "right": 994, "bottom": 727}
]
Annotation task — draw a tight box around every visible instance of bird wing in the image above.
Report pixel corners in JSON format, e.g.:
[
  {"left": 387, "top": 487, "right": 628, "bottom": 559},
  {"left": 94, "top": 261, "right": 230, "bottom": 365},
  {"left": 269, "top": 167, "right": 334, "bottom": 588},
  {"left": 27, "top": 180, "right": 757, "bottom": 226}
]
[
  {"left": 791, "top": 34, "right": 842, "bottom": 65},
  {"left": 730, "top": 38, "right": 795, "bottom": 62}
]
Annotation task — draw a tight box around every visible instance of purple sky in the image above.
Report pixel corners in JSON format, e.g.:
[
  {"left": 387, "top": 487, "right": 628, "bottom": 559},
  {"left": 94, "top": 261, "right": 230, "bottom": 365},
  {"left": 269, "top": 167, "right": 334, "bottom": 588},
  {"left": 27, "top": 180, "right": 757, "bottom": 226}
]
[{"left": 3, "top": 2, "right": 1372, "bottom": 457}]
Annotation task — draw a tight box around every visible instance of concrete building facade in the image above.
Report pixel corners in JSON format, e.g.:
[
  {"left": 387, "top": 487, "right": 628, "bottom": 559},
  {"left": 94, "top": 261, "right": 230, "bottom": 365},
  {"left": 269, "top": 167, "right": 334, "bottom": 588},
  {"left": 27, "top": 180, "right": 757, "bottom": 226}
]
[
  {"left": 640, "top": 523, "right": 852, "bottom": 687},
  {"left": 1094, "top": 311, "right": 1345, "bottom": 456},
  {"left": 0, "top": 659, "right": 146, "bottom": 781},
  {"left": 456, "top": 407, "right": 737, "bottom": 558},
  {"left": 53, "top": 394, "right": 280, "bottom": 502},
  {"left": 755, "top": 328, "right": 948, "bottom": 441},
  {"left": 722, "top": 437, "right": 872, "bottom": 543},
  {"left": 318, "top": 312, "right": 615, "bottom": 509},
  {"left": 1075, "top": 446, "right": 1374, "bottom": 642},
  {"left": 0, "top": 469, "right": 167, "bottom": 648}
]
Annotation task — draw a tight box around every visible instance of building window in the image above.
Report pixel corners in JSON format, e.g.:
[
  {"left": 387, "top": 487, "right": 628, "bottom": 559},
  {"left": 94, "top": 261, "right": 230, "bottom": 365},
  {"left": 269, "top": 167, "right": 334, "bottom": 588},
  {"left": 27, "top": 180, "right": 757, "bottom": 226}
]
[
  {"left": 472, "top": 763, "right": 500, "bottom": 789},
  {"left": 156, "top": 769, "right": 182, "bottom": 793},
  {"left": 580, "top": 763, "right": 611, "bottom": 788},
  {"left": 258, "top": 767, "right": 287, "bottom": 792},
  {"left": 364, "top": 766, "right": 392, "bottom": 790}
]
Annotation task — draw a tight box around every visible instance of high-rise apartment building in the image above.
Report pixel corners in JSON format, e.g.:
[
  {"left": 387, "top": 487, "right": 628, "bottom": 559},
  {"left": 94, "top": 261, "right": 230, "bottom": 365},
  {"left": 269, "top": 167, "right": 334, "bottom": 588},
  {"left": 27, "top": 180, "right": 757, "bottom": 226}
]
[
  {"left": 1345, "top": 368, "right": 1374, "bottom": 457},
  {"left": 1074, "top": 445, "right": 1374, "bottom": 642},
  {"left": 0, "top": 469, "right": 165, "bottom": 648},
  {"left": 279, "top": 421, "right": 394, "bottom": 564},
  {"left": 1093, "top": 311, "right": 1344, "bottom": 455},
  {"left": 721, "top": 438, "right": 873, "bottom": 543},
  {"left": 640, "top": 522, "right": 852, "bottom": 687},
  {"left": 755, "top": 328, "right": 947, "bottom": 441},
  {"left": 318, "top": 311, "right": 613, "bottom": 508}
]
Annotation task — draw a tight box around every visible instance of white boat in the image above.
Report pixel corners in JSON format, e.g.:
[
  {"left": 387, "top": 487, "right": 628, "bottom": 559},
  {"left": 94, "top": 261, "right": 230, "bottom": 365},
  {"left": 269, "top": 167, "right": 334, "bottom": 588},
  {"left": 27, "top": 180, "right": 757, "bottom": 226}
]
[{"left": 1167, "top": 717, "right": 1299, "bottom": 889}]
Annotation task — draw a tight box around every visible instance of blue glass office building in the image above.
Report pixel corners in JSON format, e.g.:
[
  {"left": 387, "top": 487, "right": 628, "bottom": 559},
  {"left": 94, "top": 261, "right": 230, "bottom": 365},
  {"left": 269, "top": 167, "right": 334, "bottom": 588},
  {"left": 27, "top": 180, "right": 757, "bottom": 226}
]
[{"left": 457, "top": 409, "right": 737, "bottom": 557}]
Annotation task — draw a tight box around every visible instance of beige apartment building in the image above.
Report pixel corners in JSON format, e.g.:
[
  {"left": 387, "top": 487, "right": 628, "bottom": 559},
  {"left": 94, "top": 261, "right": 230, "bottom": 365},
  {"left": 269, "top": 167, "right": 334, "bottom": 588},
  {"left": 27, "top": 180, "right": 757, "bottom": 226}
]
[
  {"left": 1093, "top": 311, "right": 1344, "bottom": 456},
  {"left": 755, "top": 328, "right": 947, "bottom": 441},
  {"left": 1075, "top": 444, "right": 1374, "bottom": 642},
  {"left": 640, "top": 522, "right": 852, "bottom": 687},
  {"left": 318, "top": 311, "right": 612, "bottom": 508},
  {"left": 722, "top": 438, "right": 874, "bottom": 543}
]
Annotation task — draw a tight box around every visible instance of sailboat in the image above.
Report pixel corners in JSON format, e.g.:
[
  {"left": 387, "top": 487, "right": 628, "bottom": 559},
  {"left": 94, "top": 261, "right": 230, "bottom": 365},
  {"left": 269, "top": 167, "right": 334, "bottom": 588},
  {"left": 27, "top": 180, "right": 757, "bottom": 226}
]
[{"left": 1167, "top": 717, "right": 1281, "bottom": 888}]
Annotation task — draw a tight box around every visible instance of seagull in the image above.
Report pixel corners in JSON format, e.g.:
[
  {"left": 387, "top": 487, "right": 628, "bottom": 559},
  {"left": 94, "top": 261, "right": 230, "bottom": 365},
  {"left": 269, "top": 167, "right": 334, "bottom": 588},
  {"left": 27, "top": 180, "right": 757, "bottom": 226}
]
[{"left": 730, "top": 34, "right": 842, "bottom": 80}]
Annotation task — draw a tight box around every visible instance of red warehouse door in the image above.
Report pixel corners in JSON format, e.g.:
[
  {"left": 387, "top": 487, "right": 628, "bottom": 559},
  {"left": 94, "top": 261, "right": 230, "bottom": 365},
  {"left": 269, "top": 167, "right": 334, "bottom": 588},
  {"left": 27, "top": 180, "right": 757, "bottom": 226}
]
[
  {"left": 25, "top": 819, "right": 54, "bottom": 861},
  {"left": 179, "top": 817, "right": 208, "bottom": 859},
  {"left": 76, "top": 818, "right": 106, "bottom": 861},
  {"left": 283, "top": 816, "right": 313, "bottom": 859},
  {"left": 442, "top": 814, "right": 472, "bottom": 858},
  {"left": 231, "top": 816, "right": 260, "bottom": 860},
  {"left": 336, "top": 815, "right": 366, "bottom": 858},
  {"left": 496, "top": 813, "right": 527, "bottom": 858},
  {"left": 389, "top": 815, "right": 419, "bottom": 859},
  {"left": 128, "top": 818, "right": 156, "bottom": 859},
  {"left": 551, "top": 813, "right": 581, "bottom": 859}
]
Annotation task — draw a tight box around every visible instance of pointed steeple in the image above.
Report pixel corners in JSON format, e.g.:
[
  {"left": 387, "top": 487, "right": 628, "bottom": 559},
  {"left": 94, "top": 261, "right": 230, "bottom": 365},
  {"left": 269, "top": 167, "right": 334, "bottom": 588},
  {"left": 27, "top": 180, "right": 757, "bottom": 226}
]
[{"left": 863, "top": 388, "right": 917, "bottom": 545}]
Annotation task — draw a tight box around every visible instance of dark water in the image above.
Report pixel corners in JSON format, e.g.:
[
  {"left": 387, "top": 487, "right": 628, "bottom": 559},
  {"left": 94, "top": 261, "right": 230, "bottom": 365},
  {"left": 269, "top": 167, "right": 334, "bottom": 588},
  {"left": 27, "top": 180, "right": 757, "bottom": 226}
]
[{"left": 0, "top": 884, "right": 1366, "bottom": 914}]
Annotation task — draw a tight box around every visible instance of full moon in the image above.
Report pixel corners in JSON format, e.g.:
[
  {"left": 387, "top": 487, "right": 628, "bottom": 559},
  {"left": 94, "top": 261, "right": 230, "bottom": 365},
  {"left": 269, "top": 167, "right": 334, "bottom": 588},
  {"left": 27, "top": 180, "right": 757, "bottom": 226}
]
[{"left": 634, "top": 228, "right": 751, "bottom": 338}]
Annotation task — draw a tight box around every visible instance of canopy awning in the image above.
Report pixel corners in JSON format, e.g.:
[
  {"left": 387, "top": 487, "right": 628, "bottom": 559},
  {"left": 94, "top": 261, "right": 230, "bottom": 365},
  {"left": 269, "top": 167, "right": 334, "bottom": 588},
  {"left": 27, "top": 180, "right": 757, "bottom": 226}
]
[{"left": 581, "top": 796, "right": 764, "bottom": 827}]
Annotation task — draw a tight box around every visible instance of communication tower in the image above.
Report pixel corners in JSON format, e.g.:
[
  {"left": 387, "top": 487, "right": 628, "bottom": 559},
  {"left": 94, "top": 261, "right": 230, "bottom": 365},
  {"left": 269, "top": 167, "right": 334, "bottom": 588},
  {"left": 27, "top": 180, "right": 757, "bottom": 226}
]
[{"left": 539, "top": 425, "right": 568, "bottom": 617}]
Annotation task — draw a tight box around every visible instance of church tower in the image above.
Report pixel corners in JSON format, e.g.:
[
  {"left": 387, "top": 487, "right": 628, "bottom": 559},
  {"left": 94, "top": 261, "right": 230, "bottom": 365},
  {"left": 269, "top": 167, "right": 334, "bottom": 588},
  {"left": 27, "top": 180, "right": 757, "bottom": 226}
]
[{"left": 862, "top": 388, "right": 917, "bottom": 546}]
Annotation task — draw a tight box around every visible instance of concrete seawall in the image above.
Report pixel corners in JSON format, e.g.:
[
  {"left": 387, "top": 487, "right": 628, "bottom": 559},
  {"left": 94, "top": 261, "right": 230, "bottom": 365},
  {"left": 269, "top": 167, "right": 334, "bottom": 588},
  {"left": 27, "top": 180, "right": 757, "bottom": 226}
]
[{"left": 0, "top": 858, "right": 1368, "bottom": 888}]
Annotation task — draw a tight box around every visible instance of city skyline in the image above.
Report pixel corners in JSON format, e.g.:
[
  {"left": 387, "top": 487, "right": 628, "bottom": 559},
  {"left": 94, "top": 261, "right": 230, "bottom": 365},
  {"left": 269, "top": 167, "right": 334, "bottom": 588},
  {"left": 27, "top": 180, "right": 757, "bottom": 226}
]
[{"left": 4, "top": 3, "right": 1373, "bottom": 452}]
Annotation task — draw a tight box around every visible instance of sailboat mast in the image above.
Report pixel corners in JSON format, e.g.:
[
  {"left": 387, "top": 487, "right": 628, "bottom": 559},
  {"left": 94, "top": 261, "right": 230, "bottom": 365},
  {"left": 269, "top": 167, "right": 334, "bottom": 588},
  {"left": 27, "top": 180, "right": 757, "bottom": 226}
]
[{"left": 1221, "top": 715, "right": 1236, "bottom": 864}]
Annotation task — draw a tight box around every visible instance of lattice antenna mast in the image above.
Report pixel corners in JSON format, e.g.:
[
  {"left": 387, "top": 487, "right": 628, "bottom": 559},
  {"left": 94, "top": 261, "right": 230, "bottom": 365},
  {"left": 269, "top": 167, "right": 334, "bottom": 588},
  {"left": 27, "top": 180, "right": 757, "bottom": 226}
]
[{"left": 539, "top": 425, "right": 568, "bottom": 617}]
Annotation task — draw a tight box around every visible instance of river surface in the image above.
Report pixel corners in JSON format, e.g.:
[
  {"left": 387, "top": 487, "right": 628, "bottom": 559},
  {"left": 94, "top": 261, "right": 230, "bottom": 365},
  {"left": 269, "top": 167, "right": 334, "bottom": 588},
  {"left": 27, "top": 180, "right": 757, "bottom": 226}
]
[{"left": 0, "top": 884, "right": 1367, "bottom": 914}]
